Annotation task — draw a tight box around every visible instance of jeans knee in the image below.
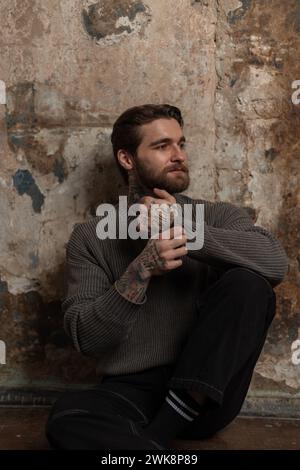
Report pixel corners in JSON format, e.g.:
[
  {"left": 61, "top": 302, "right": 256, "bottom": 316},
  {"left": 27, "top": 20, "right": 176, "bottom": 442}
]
[{"left": 222, "top": 267, "right": 274, "bottom": 300}]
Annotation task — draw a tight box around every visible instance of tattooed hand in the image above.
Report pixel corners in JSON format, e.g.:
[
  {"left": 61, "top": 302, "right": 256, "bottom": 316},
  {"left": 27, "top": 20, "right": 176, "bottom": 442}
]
[
  {"left": 114, "top": 225, "right": 187, "bottom": 303},
  {"left": 138, "top": 188, "right": 179, "bottom": 236},
  {"left": 138, "top": 224, "right": 187, "bottom": 277}
]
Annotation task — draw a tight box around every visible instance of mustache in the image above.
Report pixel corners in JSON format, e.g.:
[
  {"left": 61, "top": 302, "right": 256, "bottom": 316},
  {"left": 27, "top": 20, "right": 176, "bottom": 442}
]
[{"left": 166, "top": 165, "right": 188, "bottom": 173}]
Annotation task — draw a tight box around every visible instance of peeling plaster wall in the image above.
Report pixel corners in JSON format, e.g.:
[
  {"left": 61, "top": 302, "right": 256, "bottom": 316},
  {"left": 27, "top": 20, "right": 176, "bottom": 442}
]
[
  {"left": 0, "top": 0, "right": 299, "bottom": 412},
  {"left": 215, "top": 0, "right": 300, "bottom": 406}
]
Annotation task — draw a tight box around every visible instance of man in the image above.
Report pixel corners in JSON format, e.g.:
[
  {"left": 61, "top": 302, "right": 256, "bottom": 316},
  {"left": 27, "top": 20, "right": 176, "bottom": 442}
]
[{"left": 46, "top": 104, "right": 288, "bottom": 450}]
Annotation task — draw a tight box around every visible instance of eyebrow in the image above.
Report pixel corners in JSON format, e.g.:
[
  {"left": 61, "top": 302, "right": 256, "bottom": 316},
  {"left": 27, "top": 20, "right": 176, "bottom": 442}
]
[{"left": 149, "top": 135, "right": 186, "bottom": 147}]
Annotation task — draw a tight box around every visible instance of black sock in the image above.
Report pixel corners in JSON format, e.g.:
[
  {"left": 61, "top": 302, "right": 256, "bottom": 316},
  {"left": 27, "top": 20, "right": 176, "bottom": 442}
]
[{"left": 144, "top": 388, "right": 204, "bottom": 445}]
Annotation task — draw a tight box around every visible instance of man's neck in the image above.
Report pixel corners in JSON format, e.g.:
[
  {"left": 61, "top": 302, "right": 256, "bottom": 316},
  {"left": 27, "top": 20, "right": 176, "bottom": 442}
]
[{"left": 127, "top": 173, "right": 155, "bottom": 206}]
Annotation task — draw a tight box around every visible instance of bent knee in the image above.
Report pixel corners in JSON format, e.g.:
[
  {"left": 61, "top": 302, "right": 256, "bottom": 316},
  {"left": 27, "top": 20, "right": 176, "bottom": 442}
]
[{"left": 222, "top": 267, "right": 274, "bottom": 297}]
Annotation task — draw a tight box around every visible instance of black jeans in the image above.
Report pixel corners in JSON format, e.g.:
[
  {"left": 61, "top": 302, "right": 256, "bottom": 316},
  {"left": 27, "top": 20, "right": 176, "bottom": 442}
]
[{"left": 45, "top": 267, "right": 276, "bottom": 449}]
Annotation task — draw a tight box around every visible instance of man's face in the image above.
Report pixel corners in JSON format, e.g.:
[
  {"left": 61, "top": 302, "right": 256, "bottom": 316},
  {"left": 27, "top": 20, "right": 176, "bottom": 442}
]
[{"left": 132, "top": 118, "right": 190, "bottom": 194}]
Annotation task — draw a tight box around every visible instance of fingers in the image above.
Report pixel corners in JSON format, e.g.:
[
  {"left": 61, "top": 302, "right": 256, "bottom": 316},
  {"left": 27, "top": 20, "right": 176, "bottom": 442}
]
[
  {"left": 156, "top": 228, "right": 187, "bottom": 258},
  {"left": 139, "top": 196, "right": 153, "bottom": 207},
  {"left": 159, "top": 225, "right": 186, "bottom": 240},
  {"left": 139, "top": 188, "right": 176, "bottom": 207},
  {"left": 163, "top": 259, "right": 183, "bottom": 270},
  {"left": 167, "top": 235, "right": 187, "bottom": 249},
  {"left": 153, "top": 188, "right": 176, "bottom": 204},
  {"left": 139, "top": 196, "right": 169, "bottom": 208},
  {"left": 163, "top": 245, "right": 188, "bottom": 261}
]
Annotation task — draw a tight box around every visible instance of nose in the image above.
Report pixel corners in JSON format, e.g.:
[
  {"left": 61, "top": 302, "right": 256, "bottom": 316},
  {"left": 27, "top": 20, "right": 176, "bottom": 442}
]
[{"left": 170, "top": 143, "right": 186, "bottom": 163}]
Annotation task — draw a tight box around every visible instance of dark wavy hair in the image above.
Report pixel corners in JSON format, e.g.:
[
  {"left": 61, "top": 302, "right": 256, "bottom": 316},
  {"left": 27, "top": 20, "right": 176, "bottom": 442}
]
[{"left": 110, "top": 103, "right": 184, "bottom": 184}]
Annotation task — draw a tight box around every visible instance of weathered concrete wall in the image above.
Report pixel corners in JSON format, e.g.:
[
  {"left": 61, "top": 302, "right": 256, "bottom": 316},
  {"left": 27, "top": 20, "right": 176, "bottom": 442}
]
[
  {"left": 214, "top": 0, "right": 300, "bottom": 410},
  {"left": 0, "top": 0, "right": 299, "bottom": 412}
]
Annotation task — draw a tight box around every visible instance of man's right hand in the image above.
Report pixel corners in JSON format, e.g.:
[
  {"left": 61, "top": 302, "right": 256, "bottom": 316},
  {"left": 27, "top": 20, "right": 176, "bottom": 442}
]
[
  {"left": 138, "top": 225, "right": 188, "bottom": 278},
  {"left": 114, "top": 225, "right": 187, "bottom": 304}
]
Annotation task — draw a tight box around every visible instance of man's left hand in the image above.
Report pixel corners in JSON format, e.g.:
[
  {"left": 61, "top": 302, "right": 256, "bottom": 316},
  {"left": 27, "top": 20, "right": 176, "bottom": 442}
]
[{"left": 138, "top": 188, "right": 178, "bottom": 236}]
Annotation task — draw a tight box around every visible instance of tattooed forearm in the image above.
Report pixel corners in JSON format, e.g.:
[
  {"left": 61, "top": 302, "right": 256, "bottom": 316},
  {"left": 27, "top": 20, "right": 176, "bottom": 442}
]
[
  {"left": 117, "top": 173, "right": 180, "bottom": 303},
  {"left": 114, "top": 240, "right": 165, "bottom": 303},
  {"left": 137, "top": 239, "right": 166, "bottom": 273}
]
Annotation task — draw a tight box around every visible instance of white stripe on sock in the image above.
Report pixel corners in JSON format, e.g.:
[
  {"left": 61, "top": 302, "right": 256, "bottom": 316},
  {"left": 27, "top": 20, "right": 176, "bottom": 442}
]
[
  {"left": 169, "top": 390, "right": 199, "bottom": 416},
  {"left": 165, "top": 396, "right": 194, "bottom": 422}
]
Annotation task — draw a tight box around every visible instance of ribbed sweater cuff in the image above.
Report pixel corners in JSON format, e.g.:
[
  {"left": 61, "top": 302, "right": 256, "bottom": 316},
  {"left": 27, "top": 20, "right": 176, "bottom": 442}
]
[
  {"left": 94, "top": 283, "right": 147, "bottom": 325},
  {"left": 113, "top": 281, "right": 147, "bottom": 306}
]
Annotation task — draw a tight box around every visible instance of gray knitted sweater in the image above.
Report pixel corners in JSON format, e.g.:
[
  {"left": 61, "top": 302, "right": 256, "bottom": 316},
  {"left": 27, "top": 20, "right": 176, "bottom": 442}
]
[{"left": 62, "top": 193, "right": 288, "bottom": 376}]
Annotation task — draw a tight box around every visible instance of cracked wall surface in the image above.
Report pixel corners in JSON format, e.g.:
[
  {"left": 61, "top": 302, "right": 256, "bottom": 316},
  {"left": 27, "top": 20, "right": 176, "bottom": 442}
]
[
  {"left": 0, "top": 0, "right": 299, "bottom": 410},
  {"left": 215, "top": 0, "right": 300, "bottom": 401}
]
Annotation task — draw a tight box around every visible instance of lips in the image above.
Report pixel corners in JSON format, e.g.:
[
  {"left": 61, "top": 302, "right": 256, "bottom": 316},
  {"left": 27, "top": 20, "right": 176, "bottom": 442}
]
[
  {"left": 168, "top": 170, "right": 186, "bottom": 175},
  {"left": 168, "top": 168, "right": 186, "bottom": 173}
]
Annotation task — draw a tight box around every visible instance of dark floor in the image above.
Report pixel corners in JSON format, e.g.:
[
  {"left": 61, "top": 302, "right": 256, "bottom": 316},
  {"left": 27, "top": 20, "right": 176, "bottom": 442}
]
[{"left": 0, "top": 407, "right": 299, "bottom": 450}]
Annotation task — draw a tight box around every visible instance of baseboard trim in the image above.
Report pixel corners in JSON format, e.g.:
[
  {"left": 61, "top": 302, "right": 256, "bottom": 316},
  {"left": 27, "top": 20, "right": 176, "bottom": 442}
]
[{"left": 0, "top": 387, "right": 299, "bottom": 418}]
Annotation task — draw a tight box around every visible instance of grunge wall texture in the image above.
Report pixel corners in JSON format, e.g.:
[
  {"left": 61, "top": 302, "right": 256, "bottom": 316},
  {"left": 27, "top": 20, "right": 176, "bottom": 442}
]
[{"left": 0, "top": 0, "right": 299, "bottom": 414}]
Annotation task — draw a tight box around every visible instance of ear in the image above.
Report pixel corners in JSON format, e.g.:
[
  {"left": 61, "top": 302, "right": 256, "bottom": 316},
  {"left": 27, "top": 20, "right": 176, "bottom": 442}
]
[{"left": 117, "top": 149, "right": 134, "bottom": 172}]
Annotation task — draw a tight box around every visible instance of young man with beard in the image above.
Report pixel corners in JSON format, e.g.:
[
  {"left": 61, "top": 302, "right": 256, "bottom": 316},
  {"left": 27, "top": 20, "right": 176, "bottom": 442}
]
[{"left": 46, "top": 104, "right": 288, "bottom": 450}]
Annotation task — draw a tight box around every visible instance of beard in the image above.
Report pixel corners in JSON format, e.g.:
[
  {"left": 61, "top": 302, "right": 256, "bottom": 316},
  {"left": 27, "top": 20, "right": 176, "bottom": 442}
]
[{"left": 133, "top": 156, "right": 190, "bottom": 194}]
